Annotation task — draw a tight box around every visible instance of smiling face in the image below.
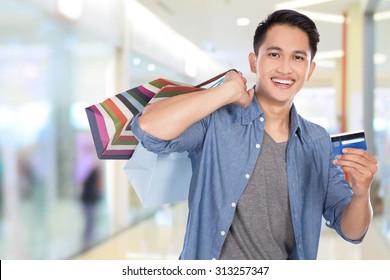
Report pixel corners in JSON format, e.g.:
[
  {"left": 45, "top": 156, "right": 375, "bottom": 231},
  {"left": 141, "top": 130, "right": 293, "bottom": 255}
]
[{"left": 249, "top": 24, "right": 316, "bottom": 109}]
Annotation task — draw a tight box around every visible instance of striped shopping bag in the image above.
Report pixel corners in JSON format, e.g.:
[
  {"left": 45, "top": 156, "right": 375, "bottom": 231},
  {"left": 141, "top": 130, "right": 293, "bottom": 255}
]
[
  {"left": 86, "top": 79, "right": 182, "bottom": 159},
  {"left": 85, "top": 70, "right": 234, "bottom": 160}
]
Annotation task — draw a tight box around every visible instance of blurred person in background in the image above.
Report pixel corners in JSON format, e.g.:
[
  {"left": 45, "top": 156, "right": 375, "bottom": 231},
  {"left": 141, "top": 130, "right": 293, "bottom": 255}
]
[
  {"left": 80, "top": 165, "right": 103, "bottom": 249},
  {"left": 75, "top": 134, "right": 103, "bottom": 249}
]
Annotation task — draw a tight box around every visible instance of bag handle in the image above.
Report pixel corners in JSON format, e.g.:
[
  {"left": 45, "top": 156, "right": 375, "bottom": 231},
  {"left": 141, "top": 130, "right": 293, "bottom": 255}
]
[{"left": 195, "top": 69, "right": 237, "bottom": 88}]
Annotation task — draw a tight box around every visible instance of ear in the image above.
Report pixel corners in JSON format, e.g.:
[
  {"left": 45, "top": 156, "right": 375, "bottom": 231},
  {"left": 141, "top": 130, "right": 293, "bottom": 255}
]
[
  {"left": 248, "top": 52, "right": 257, "bottom": 73},
  {"left": 306, "top": 61, "right": 316, "bottom": 81}
]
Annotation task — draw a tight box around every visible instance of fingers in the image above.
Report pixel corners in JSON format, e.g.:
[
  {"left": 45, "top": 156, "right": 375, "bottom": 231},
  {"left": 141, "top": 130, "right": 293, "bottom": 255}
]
[
  {"left": 225, "top": 70, "right": 248, "bottom": 89},
  {"left": 226, "top": 70, "right": 244, "bottom": 79},
  {"left": 224, "top": 70, "right": 254, "bottom": 108},
  {"left": 247, "top": 87, "right": 255, "bottom": 99},
  {"left": 225, "top": 70, "right": 241, "bottom": 79},
  {"left": 334, "top": 149, "right": 377, "bottom": 172},
  {"left": 238, "top": 87, "right": 255, "bottom": 108},
  {"left": 333, "top": 148, "right": 378, "bottom": 180}
]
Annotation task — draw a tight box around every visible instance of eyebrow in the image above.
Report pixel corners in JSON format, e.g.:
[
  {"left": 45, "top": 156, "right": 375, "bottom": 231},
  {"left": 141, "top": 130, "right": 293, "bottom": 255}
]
[{"left": 266, "top": 46, "right": 308, "bottom": 57}]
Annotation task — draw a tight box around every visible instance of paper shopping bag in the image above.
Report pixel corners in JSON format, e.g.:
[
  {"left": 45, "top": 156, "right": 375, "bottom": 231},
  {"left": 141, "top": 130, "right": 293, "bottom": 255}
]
[
  {"left": 85, "top": 78, "right": 184, "bottom": 159},
  {"left": 124, "top": 143, "right": 192, "bottom": 207},
  {"left": 85, "top": 69, "right": 235, "bottom": 160}
]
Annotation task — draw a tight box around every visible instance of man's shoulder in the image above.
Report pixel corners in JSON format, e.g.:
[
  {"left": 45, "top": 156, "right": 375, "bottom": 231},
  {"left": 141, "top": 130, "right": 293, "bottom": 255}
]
[{"left": 210, "top": 103, "right": 241, "bottom": 120}]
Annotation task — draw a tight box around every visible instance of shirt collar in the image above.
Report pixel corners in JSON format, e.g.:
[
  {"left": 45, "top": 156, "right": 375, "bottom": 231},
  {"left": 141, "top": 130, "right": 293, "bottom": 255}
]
[
  {"left": 240, "top": 96, "right": 305, "bottom": 144},
  {"left": 241, "top": 94, "right": 264, "bottom": 125},
  {"left": 289, "top": 104, "right": 304, "bottom": 144}
]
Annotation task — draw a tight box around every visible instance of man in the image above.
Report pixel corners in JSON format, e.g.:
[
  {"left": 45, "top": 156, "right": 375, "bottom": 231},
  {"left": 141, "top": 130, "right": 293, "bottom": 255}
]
[{"left": 131, "top": 10, "right": 378, "bottom": 259}]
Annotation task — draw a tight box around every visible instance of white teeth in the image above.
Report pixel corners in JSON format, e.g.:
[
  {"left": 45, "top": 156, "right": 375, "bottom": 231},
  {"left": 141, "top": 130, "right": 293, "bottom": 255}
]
[{"left": 272, "top": 78, "right": 294, "bottom": 85}]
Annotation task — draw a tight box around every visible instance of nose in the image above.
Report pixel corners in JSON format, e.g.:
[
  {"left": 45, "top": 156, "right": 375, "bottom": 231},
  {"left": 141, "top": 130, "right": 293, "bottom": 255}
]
[{"left": 276, "top": 57, "right": 293, "bottom": 74}]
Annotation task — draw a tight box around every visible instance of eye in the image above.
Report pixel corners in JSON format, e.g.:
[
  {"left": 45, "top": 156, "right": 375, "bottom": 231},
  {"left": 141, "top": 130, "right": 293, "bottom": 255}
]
[
  {"left": 268, "top": 52, "right": 280, "bottom": 58},
  {"left": 293, "top": 55, "right": 305, "bottom": 61}
]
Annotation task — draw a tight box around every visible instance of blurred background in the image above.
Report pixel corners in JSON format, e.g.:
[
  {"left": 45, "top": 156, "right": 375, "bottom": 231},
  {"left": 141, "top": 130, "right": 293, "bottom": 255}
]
[{"left": 0, "top": 0, "right": 390, "bottom": 260}]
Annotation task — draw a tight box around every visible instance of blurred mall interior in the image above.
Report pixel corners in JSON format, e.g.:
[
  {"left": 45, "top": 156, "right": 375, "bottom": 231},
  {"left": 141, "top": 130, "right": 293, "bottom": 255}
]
[{"left": 1, "top": 0, "right": 390, "bottom": 260}]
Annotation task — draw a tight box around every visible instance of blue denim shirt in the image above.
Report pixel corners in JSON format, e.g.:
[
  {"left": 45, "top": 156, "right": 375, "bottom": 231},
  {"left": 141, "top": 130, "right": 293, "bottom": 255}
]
[{"left": 131, "top": 95, "right": 363, "bottom": 260}]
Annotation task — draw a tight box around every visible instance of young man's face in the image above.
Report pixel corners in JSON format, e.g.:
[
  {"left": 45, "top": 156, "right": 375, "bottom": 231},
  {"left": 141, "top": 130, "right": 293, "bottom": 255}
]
[{"left": 249, "top": 24, "right": 316, "bottom": 107}]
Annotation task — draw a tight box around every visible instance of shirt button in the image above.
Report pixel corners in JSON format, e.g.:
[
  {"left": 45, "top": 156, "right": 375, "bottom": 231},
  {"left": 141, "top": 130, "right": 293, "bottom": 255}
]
[
  {"left": 259, "top": 117, "right": 265, "bottom": 122},
  {"left": 245, "top": 174, "right": 250, "bottom": 179},
  {"left": 220, "top": 231, "right": 226, "bottom": 236},
  {"left": 231, "top": 202, "right": 236, "bottom": 208},
  {"left": 326, "top": 220, "right": 331, "bottom": 226},
  {"left": 255, "top": 144, "right": 261, "bottom": 149}
]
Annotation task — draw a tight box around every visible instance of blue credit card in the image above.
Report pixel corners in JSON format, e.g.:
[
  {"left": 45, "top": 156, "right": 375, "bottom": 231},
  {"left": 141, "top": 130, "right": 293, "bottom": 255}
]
[{"left": 331, "top": 130, "right": 367, "bottom": 156}]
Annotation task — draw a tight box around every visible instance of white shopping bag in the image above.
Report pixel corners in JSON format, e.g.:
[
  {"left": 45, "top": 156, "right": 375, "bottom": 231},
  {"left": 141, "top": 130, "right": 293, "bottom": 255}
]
[{"left": 124, "top": 143, "right": 192, "bottom": 207}]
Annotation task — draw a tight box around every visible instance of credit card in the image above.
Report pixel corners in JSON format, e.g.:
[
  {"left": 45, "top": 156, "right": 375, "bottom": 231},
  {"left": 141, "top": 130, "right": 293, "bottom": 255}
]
[{"left": 331, "top": 130, "right": 367, "bottom": 156}]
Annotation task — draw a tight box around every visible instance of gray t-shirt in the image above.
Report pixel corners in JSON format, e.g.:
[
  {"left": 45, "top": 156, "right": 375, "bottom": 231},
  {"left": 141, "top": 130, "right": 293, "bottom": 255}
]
[{"left": 219, "top": 132, "right": 295, "bottom": 259}]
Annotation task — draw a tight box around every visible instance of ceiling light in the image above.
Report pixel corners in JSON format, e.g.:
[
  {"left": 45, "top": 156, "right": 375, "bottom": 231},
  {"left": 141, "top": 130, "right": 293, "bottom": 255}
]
[
  {"left": 315, "top": 50, "right": 344, "bottom": 60},
  {"left": 314, "top": 60, "right": 335, "bottom": 68},
  {"left": 132, "top": 57, "right": 141, "bottom": 65},
  {"left": 314, "top": 50, "right": 342, "bottom": 68},
  {"left": 236, "top": 17, "right": 250, "bottom": 27},
  {"left": 147, "top": 64, "right": 156, "bottom": 72},
  {"left": 374, "top": 53, "right": 387, "bottom": 65},
  {"left": 57, "top": 0, "right": 83, "bottom": 21},
  {"left": 275, "top": 0, "right": 335, "bottom": 10},
  {"left": 374, "top": 10, "right": 390, "bottom": 21}
]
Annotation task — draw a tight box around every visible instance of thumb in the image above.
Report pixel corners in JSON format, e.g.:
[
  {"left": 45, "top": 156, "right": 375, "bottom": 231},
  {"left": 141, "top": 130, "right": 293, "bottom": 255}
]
[
  {"left": 241, "top": 87, "right": 255, "bottom": 108},
  {"left": 247, "top": 87, "right": 255, "bottom": 100}
]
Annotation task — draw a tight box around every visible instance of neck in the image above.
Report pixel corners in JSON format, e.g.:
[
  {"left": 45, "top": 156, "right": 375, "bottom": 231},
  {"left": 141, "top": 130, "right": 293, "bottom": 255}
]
[{"left": 257, "top": 95, "right": 292, "bottom": 143}]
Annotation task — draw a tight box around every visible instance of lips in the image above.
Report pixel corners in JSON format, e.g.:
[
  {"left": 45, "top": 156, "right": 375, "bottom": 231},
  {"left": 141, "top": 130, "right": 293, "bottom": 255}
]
[{"left": 271, "top": 78, "right": 295, "bottom": 85}]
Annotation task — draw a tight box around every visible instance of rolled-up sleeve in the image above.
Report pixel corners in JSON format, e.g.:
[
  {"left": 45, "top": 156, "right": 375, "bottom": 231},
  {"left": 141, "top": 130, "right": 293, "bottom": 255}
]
[
  {"left": 130, "top": 113, "right": 207, "bottom": 154},
  {"left": 323, "top": 157, "right": 366, "bottom": 244}
]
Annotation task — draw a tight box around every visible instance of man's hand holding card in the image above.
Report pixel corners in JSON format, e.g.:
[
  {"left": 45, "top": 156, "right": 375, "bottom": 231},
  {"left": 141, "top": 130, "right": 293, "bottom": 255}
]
[{"left": 331, "top": 131, "right": 378, "bottom": 197}]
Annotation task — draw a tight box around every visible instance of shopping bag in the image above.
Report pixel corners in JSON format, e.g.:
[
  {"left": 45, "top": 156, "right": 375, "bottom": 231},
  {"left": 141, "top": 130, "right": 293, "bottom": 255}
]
[
  {"left": 85, "top": 78, "right": 184, "bottom": 159},
  {"left": 124, "top": 143, "right": 192, "bottom": 207},
  {"left": 85, "top": 69, "right": 233, "bottom": 160},
  {"left": 123, "top": 70, "right": 237, "bottom": 206}
]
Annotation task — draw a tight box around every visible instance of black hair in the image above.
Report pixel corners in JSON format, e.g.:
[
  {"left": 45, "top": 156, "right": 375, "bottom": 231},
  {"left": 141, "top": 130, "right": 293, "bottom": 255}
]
[{"left": 253, "top": 9, "right": 320, "bottom": 60}]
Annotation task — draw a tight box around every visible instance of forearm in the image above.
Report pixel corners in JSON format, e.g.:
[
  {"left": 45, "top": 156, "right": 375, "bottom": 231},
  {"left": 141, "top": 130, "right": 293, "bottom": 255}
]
[
  {"left": 340, "top": 194, "right": 373, "bottom": 241},
  {"left": 139, "top": 82, "right": 235, "bottom": 140}
]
